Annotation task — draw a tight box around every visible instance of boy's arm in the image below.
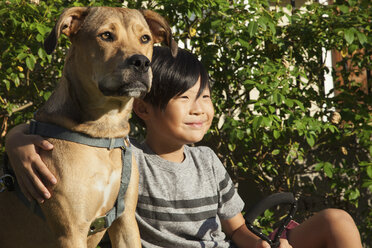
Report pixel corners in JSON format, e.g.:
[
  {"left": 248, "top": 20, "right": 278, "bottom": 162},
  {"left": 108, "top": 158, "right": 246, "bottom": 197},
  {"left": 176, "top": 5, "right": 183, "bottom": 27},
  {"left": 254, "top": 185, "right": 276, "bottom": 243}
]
[
  {"left": 5, "top": 123, "right": 56, "bottom": 203},
  {"left": 221, "top": 213, "right": 269, "bottom": 248},
  {"left": 221, "top": 213, "right": 292, "bottom": 248}
]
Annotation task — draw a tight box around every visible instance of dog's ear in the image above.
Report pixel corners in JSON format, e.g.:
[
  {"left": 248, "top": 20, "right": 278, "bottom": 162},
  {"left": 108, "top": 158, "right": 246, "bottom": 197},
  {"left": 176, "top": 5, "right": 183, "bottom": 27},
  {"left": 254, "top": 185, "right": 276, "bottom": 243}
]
[
  {"left": 141, "top": 10, "right": 178, "bottom": 57},
  {"left": 44, "top": 7, "right": 89, "bottom": 54}
]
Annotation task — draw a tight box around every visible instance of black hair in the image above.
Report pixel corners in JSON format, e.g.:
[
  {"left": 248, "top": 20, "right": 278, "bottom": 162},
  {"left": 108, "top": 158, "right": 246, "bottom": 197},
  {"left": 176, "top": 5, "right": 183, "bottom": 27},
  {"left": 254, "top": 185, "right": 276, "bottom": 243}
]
[{"left": 143, "top": 46, "right": 210, "bottom": 110}]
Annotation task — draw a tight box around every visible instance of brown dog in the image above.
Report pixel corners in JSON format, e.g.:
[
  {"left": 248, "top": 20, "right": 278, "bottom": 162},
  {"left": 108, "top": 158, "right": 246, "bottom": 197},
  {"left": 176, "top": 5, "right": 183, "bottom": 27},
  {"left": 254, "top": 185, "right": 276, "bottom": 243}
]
[{"left": 0, "top": 7, "right": 177, "bottom": 248}]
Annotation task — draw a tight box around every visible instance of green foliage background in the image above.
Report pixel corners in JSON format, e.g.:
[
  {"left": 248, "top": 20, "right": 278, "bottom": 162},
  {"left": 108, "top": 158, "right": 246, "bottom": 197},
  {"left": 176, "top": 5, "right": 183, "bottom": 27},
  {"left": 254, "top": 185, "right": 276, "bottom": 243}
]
[{"left": 1, "top": 0, "right": 371, "bottom": 246}]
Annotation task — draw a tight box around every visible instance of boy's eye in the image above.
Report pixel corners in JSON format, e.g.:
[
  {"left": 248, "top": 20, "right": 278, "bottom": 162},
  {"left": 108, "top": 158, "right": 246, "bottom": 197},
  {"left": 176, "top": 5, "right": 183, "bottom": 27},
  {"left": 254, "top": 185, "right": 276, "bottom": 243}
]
[{"left": 203, "top": 94, "right": 210, "bottom": 98}]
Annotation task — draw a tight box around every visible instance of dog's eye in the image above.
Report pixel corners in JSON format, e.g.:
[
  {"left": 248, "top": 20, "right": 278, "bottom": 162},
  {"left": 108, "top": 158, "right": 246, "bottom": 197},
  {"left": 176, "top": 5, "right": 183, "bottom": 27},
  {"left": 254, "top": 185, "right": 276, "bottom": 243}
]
[
  {"left": 140, "top": 35, "right": 151, "bottom": 44},
  {"left": 99, "top": 32, "right": 114, "bottom": 42}
]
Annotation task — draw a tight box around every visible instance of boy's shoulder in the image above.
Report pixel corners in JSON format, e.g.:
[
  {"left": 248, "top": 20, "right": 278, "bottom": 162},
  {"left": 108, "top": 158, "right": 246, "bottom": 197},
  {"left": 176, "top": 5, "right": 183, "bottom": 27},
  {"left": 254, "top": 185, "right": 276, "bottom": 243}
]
[
  {"left": 129, "top": 137, "right": 140, "bottom": 147},
  {"left": 128, "top": 137, "right": 145, "bottom": 154}
]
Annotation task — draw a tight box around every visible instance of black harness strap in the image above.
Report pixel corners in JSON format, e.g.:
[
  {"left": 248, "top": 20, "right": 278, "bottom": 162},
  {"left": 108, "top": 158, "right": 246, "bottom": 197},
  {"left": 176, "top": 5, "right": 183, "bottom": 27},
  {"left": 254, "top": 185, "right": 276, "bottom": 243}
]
[{"left": 5, "top": 120, "right": 132, "bottom": 236}]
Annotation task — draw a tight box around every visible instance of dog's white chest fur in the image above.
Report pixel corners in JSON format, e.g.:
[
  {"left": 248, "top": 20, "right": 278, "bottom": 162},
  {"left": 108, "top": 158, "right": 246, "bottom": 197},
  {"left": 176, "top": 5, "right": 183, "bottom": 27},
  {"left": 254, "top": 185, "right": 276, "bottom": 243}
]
[{"left": 93, "top": 169, "right": 121, "bottom": 213}]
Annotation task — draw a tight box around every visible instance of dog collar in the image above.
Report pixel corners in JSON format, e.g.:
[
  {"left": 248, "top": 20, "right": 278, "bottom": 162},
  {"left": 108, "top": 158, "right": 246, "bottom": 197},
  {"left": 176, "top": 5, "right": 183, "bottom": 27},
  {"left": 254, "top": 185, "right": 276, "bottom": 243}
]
[
  {"left": 10, "top": 120, "right": 132, "bottom": 236},
  {"left": 29, "top": 119, "right": 129, "bottom": 149}
]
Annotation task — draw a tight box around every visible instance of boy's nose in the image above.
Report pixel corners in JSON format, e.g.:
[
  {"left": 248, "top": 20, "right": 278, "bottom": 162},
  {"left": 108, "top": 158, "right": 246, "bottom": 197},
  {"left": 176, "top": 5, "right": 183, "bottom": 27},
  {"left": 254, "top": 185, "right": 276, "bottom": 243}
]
[{"left": 190, "top": 100, "right": 204, "bottom": 115}]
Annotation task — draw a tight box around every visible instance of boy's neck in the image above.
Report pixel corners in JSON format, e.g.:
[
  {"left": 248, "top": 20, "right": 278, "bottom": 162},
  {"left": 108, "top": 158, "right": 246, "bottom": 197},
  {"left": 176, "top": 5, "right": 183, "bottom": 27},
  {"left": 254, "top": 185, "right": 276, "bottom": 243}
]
[{"left": 145, "top": 137, "right": 185, "bottom": 163}]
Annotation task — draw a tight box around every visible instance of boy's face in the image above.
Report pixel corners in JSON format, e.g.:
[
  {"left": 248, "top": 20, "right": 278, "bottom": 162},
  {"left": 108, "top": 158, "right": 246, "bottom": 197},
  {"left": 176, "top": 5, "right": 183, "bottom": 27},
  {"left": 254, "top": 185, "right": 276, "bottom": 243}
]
[{"left": 146, "top": 78, "right": 214, "bottom": 146}]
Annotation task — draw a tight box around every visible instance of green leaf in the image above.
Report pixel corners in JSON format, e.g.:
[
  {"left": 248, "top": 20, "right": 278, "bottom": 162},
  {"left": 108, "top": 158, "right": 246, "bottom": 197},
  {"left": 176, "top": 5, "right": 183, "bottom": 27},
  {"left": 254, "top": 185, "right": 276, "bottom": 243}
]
[
  {"left": 268, "top": 22, "right": 276, "bottom": 35},
  {"left": 263, "top": 209, "right": 273, "bottom": 218},
  {"left": 344, "top": 28, "right": 355, "bottom": 44},
  {"left": 43, "top": 91, "right": 52, "bottom": 101},
  {"left": 367, "top": 166, "right": 372, "bottom": 179},
  {"left": 252, "top": 116, "right": 263, "bottom": 130},
  {"left": 285, "top": 98, "right": 294, "bottom": 107},
  {"left": 228, "top": 143, "right": 236, "bottom": 151},
  {"left": 274, "top": 92, "right": 283, "bottom": 105},
  {"left": 339, "top": 5, "right": 349, "bottom": 13},
  {"left": 285, "top": 153, "right": 293, "bottom": 165},
  {"left": 247, "top": 21, "right": 258, "bottom": 37},
  {"left": 36, "top": 33, "right": 44, "bottom": 42},
  {"left": 323, "top": 162, "right": 333, "bottom": 178},
  {"left": 0, "top": 8, "right": 7, "bottom": 16},
  {"left": 16, "top": 52, "right": 28, "bottom": 61},
  {"left": 273, "top": 130, "right": 280, "bottom": 139},
  {"left": 262, "top": 117, "right": 272, "bottom": 127},
  {"left": 36, "top": 24, "right": 49, "bottom": 36},
  {"left": 38, "top": 48, "right": 46, "bottom": 60},
  {"left": 236, "top": 130, "right": 244, "bottom": 140},
  {"left": 3, "top": 79, "right": 10, "bottom": 91},
  {"left": 347, "top": 189, "right": 360, "bottom": 201},
  {"left": 234, "top": 50, "right": 241, "bottom": 61},
  {"left": 26, "top": 56, "right": 35, "bottom": 70},
  {"left": 211, "top": 19, "right": 221, "bottom": 28},
  {"left": 238, "top": 38, "right": 250, "bottom": 48},
  {"left": 268, "top": 106, "right": 276, "bottom": 113},
  {"left": 13, "top": 76, "right": 20, "bottom": 87},
  {"left": 272, "top": 149, "right": 280, "bottom": 155},
  {"left": 356, "top": 32, "right": 367, "bottom": 45},
  {"left": 257, "top": 17, "right": 267, "bottom": 31},
  {"left": 314, "top": 162, "right": 324, "bottom": 171},
  {"left": 362, "top": 179, "right": 372, "bottom": 189},
  {"left": 244, "top": 80, "right": 256, "bottom": 85},
  {"left": 293, "top": 100, "right": 305, "bottom": 111},
  {"left": 327, "top": 124, "right": 336, "bottom": 133},
  {"left": 305, "top": 132, "right": 315, "bottom": 147}
]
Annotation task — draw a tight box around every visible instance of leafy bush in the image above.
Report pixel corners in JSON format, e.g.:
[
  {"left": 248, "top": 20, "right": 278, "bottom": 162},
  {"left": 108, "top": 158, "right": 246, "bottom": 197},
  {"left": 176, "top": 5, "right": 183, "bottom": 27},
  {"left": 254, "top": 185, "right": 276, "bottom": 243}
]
[{"left": 1, "top": 0, "right": 371, "bottom": 246}]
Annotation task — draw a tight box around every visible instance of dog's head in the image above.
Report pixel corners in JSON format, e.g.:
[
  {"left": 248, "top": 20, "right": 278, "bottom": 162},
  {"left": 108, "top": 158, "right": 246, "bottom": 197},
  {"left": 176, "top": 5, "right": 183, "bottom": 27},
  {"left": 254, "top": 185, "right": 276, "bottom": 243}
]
[{"left": 44, "top": 7, "right": 178, "bottom": 99}]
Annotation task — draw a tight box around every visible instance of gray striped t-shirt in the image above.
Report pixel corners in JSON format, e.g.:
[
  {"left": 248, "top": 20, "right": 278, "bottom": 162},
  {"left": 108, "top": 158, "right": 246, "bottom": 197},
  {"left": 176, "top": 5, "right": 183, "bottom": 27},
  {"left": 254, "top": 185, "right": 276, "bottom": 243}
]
[{"left": 131, "top": 140, "right": 245, "bottom": 248}]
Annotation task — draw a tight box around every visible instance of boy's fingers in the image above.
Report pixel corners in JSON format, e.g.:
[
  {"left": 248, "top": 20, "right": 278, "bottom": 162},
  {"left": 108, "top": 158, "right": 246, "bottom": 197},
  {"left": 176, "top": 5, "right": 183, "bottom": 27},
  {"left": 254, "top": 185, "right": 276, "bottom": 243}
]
[
  {"left": 12, "top": 158, "right": 50, "bottom": 202},
  {"left": 30, "top": 164, "right": 52, "bottom": 199},
  {"left": 279, "top": 239, "right": 292, "bottom": 248},
  {"left": 17, "top": 175, "right": 44, "bottom": 203},
  {"left": 256, "top": 240, "right": 271, "bottom": 248},
  {"left": 32, "top": 135, "right": 53, "bottom": 150},
  {"left": 24, "top": 174, "right": 45, "bottom": 203},
  {"left": 34, "top": 158, "right": 57, "bottom": 186}
]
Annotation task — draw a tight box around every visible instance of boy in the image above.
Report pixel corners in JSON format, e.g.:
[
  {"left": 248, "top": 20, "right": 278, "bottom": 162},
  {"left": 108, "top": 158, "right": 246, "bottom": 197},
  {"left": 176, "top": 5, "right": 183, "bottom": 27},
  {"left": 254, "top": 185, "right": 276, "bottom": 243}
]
[{"left": 5, "top": 47, "right": 362, "bottom": 248}]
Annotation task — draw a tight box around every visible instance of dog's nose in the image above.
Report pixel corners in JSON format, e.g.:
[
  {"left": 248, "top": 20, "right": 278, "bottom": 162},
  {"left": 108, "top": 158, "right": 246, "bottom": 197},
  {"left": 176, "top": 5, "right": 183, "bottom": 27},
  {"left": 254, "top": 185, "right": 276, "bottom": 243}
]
[{"left": 128, "top": 55, "right": 150, "bottom": 73}]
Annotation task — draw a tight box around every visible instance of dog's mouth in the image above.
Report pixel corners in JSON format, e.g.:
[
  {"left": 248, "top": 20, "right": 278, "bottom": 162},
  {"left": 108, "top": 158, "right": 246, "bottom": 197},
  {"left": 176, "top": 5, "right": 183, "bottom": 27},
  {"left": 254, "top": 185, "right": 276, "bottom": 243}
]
[
  {"left": 99, "top": 80, "right": 150, "bottom": 98},
  {"left": 98, "top": 57, "right": 152, "bottom": 98}
]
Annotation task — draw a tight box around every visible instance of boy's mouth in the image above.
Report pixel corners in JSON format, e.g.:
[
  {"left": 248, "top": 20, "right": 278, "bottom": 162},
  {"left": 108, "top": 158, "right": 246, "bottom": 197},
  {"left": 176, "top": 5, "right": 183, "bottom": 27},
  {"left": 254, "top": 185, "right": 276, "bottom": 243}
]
[{"left": 185, "top": 121, "right": 204, "bottom": 128}]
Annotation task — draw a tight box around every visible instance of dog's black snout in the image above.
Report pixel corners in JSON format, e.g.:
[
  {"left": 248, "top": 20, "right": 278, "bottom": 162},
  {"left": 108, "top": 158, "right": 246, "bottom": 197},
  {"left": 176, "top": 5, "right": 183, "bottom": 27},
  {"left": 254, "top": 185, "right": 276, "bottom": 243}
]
[{"left": 128, "top": 55, "right": 150, "bottom": 73}]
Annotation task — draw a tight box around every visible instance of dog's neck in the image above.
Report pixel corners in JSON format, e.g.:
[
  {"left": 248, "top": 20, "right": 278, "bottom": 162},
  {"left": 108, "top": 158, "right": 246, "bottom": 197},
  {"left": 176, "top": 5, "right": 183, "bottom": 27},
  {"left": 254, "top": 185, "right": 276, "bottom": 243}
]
[{"left": 35, "top": 71, "right": 132, "bottom": 138}]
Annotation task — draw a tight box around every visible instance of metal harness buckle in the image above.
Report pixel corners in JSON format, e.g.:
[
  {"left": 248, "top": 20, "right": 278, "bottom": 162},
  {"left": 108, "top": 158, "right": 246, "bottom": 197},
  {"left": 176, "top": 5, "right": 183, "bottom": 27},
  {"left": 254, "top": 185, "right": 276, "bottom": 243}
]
[{"left": 88, "top": 216, "right": 107, "bottom": 236}]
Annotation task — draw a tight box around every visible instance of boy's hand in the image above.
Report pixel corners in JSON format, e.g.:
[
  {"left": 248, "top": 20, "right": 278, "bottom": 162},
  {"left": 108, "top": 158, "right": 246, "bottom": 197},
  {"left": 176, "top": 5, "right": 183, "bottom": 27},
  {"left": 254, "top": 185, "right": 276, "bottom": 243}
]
[
  {"left": 255, "top": 239, "right": 271, "bottom": 248},
  {"left": 5, "top": 124, "right": 56, "bottom": 203},
  {"left": 255, "top": 239, "right": 292, "bottom": 248},
  {"left": 222, "top": 213, "right": 293, "bottom": 248}
]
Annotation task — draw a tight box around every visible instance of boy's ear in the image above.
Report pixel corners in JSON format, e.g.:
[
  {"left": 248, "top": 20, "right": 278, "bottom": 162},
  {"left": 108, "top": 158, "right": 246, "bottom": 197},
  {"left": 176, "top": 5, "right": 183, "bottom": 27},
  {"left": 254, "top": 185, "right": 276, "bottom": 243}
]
[{"left": 133, "top": 99, "right": 150, "bottom": 121}]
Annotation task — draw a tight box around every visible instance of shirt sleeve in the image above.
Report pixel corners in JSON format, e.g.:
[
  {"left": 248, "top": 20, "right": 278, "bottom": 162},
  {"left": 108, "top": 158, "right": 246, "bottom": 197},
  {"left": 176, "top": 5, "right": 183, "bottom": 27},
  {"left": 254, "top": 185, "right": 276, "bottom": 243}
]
[{"left": 208, "top": 148, "right": 245, "bottom": 220}]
